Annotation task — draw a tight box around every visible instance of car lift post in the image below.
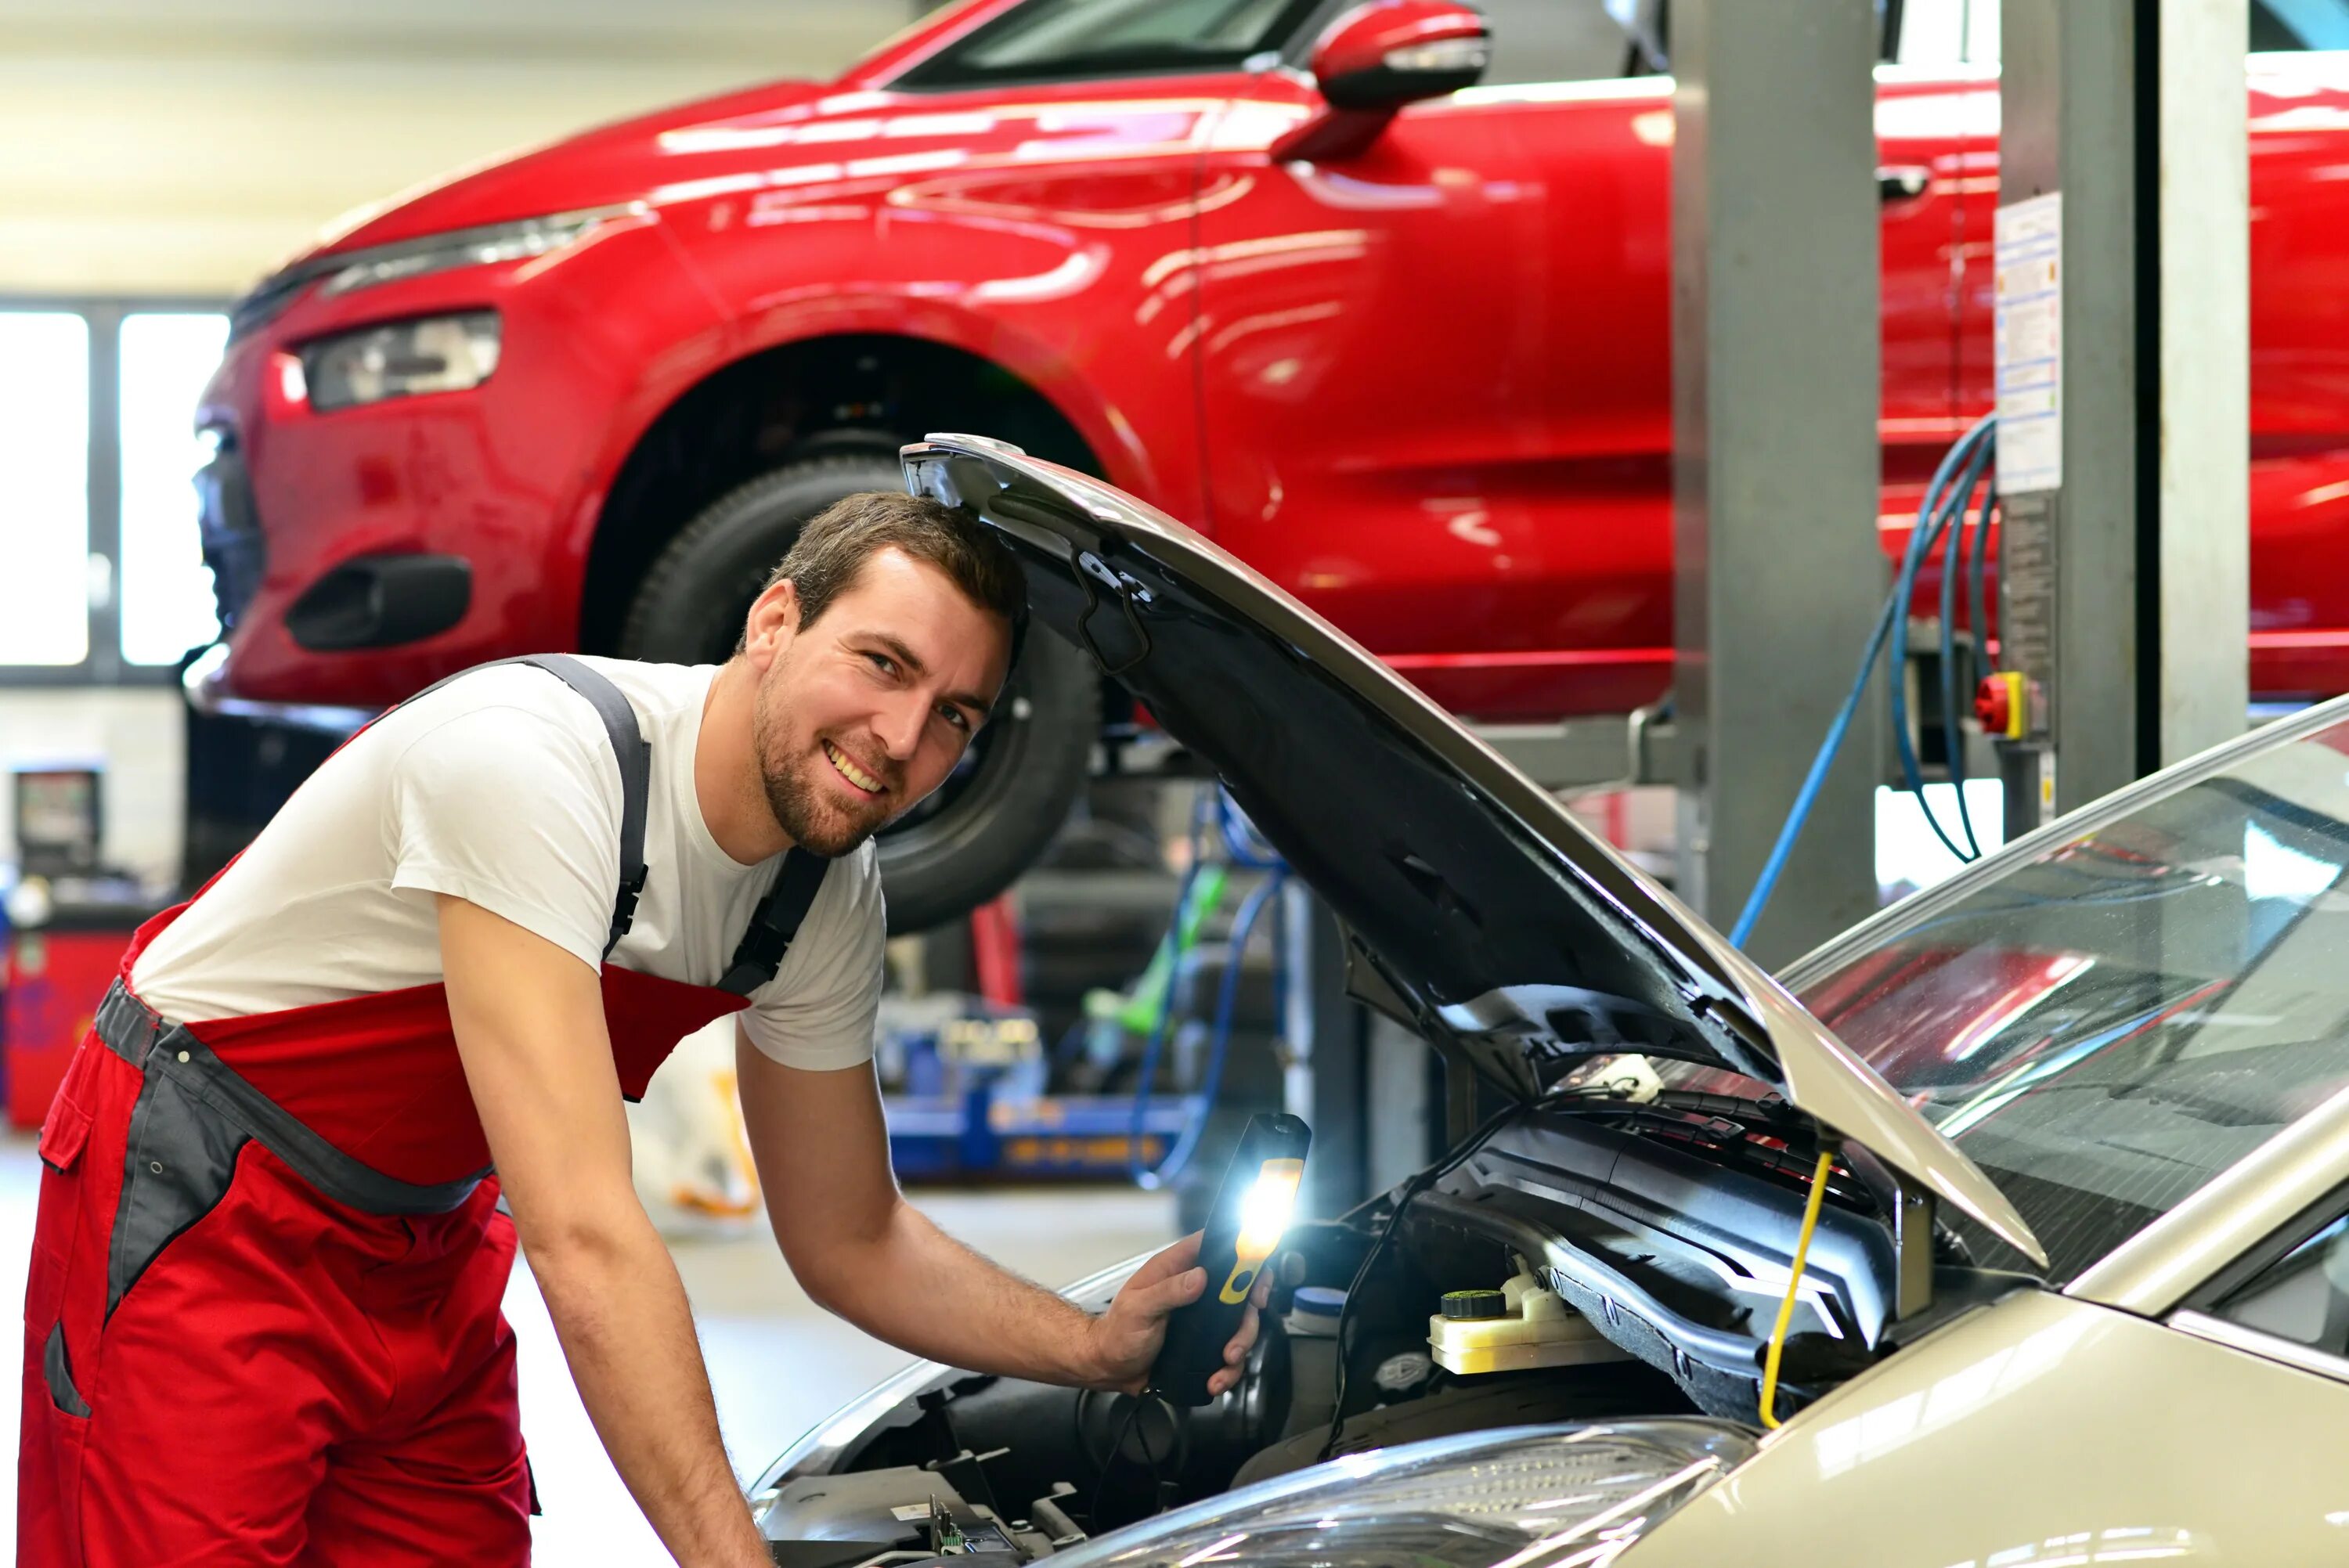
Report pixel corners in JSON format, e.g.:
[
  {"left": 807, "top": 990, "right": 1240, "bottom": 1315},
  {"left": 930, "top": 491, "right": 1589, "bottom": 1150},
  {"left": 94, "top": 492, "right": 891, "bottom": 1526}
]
[
  {"left": 1993, "top": 0, "right": 2248, "bottom": 827},
  {"left": 1669, "top": 0, "right": 1886, "bottom": 965}
]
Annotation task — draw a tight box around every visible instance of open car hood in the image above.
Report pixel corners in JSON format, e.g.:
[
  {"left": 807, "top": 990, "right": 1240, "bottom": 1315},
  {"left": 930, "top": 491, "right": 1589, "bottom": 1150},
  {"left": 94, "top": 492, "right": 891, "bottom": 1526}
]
[{"left": 906, "top": 436, "right": 2048, "bottom": 1268}]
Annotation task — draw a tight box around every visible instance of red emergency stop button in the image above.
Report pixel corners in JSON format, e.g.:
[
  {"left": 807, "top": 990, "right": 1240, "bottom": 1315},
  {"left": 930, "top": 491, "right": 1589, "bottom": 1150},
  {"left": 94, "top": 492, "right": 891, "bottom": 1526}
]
[{"left": 1975, "top": 672, "right": 2027, "bottom": 740}]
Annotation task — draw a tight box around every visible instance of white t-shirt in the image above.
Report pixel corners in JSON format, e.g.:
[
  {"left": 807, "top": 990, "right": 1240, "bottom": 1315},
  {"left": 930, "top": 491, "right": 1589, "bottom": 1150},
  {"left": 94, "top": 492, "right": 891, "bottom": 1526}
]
[{"left": 132, "top": 657, "right": 885, "bottom": 1070}]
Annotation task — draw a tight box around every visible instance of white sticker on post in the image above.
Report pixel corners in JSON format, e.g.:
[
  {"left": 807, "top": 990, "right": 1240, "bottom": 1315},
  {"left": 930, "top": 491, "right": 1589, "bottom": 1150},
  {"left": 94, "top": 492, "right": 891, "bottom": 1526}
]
[{"left": 1994, "top": 193, "right": 2062, "bottom": 495}]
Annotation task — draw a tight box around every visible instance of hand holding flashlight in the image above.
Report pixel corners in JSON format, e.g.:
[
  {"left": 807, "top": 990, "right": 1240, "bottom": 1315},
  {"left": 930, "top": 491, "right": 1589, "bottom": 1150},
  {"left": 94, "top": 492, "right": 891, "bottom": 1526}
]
[
  {"left": 1084, "top": 1230, "right": 1269, "bottom": 1398},
  {"left": 1146, "top": 1114, "right": 1312, "bottom": 1406},
  {"left": 1083, "top": 1116, "right": 1309, "bottom": 1400}
]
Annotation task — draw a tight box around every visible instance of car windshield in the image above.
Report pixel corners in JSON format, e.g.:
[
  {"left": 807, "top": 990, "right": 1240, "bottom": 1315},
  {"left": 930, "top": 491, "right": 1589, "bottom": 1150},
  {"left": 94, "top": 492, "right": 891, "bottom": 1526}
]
[
  {"left": 1765, "top": 705, "right": 2349, "bottom": 1285},
  {"left": 897, "top": 0, "right": 1333, "bottom": 88}
]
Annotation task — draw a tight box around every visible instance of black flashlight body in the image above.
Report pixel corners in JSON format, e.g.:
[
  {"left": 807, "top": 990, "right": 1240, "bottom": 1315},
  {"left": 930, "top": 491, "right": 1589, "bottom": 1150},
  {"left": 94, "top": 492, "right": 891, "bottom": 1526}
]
[{"left": 1149, "top": 1113, "right": 1312, "bottom": 1406}]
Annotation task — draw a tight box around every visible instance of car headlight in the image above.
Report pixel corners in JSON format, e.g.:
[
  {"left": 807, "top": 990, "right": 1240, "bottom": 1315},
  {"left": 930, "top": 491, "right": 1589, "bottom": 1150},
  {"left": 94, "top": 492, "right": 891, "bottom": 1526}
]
[
  {"left": 1048, "top": 1422, "right": 1755, "bottom": 1568},
  {"left": 229, "top": 205, "right": 640, "bottom": 342},
  {"left": 320, "top": 204, "right": 640, "bottom": 297},
  {"left": 298, "top": 312, "right": 501, "bottom": 411}
]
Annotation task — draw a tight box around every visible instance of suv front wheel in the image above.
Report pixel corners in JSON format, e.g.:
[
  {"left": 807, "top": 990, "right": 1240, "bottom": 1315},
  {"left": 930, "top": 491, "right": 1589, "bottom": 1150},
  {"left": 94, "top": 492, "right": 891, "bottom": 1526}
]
[{"left": 617, "top": 452, "right": 1099, "bottom": 933}]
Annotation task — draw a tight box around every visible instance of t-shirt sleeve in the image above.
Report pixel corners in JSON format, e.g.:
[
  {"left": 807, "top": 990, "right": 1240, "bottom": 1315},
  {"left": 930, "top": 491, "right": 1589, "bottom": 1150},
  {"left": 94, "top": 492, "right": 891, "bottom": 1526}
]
[
  {"left": 739, "top": 843, "right": 886, "bottom": 1070},
  {"left": 383, "top": 702, "right": 623, "bottom": 972}
]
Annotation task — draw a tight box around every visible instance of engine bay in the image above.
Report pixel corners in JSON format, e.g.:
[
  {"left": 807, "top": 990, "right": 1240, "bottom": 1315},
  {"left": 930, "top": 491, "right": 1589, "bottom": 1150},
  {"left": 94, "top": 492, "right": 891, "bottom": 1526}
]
[{"left": 755, "top": 1094, "right": 2032, "bottom": 1565}]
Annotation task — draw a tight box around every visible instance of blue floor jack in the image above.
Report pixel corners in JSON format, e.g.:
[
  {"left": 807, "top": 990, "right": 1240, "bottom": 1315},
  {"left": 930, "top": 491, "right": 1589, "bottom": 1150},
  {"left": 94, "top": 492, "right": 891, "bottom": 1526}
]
[
  {"left": 879, "top": 1006, "right": 1197, "bottom": 1180},
  {"left": 879, "top": 788, "right": 1288, "bottom": 1187}
]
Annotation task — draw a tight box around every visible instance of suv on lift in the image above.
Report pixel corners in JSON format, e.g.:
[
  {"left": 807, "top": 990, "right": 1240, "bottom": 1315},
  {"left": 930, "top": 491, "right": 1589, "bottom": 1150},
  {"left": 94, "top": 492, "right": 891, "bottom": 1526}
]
[{"left": 192, "top": 0, "right": 2349, "bottom": 930}]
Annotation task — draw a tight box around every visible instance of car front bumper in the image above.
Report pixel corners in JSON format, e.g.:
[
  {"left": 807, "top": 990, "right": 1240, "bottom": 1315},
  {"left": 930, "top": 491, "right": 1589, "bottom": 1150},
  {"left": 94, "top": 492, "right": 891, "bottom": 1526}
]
[{"left": 194, "top": 213, "right": 728, "bottom": 708}]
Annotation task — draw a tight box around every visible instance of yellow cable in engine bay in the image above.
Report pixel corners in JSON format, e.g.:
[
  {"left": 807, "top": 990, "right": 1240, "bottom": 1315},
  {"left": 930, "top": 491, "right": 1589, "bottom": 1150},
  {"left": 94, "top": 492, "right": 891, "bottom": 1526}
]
[{"left": 1758, "top": 1144, "right": 1838, "bottom": 1430}]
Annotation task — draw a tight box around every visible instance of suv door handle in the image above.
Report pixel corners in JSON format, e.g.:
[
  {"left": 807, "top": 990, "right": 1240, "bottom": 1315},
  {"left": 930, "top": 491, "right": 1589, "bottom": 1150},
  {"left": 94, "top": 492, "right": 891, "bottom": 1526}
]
[{"left": 1878, "top": 164, "right": 1932, "bottom": 203}]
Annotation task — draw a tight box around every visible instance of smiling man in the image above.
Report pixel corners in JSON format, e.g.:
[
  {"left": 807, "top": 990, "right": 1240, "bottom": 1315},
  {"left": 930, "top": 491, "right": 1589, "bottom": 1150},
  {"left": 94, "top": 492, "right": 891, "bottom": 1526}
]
[{"left": 20, "top": 492, "right": 1259, "bottom": 1566}]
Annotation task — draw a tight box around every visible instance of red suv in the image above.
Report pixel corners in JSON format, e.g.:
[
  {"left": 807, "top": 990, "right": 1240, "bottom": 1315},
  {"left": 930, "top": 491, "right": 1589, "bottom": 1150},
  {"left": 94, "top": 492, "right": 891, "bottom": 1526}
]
[{"left": 193, "top": 0, "right": 2349, "bottom": 929}]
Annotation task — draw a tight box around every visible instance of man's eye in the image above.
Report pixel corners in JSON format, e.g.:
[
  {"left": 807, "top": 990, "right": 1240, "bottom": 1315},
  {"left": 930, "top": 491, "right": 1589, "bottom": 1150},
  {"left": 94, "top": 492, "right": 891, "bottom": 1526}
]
[
  {"left": 864, "top": 651, "right": 897, "bottom": 676},
  {"left": 939, "top": 707, "right": 971, "bottom": 734}
]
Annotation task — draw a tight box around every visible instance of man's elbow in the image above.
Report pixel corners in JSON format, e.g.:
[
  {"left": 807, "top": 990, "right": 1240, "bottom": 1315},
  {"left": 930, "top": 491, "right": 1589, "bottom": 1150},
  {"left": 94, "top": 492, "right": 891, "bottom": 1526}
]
[
  {"left": 796, "top": 1264, "right": 851, "bottom": 1317},
  {"left": 787, "top": 1242, "right": 868, "bottom": 1317},
  {"left": 514, "top": 1202, "right": 650, "bottom": 1288},
  {"left": 782, "top": 1213, "right": 900, "bottom": 1318}
]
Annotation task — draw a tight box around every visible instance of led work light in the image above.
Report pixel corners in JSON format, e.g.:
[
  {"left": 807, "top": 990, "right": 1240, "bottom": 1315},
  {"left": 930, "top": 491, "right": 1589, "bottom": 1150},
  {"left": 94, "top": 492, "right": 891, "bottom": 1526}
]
[{"left": 1149, "top": 1113, "right": 1311, "bottom": 1405}]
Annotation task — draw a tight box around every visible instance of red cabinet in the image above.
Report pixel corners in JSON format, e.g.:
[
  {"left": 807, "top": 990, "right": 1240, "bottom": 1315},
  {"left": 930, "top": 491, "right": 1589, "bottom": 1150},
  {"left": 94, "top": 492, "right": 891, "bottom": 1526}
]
[{"left": 6, "top": 927, "right": 134, "bottom": 1129}]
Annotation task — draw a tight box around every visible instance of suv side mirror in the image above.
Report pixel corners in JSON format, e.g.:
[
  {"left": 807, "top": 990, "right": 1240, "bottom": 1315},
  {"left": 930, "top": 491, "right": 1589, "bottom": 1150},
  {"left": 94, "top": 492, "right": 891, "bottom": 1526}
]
[{"left": 1271, "top": 0, "right": 1492, "bottom": 162}]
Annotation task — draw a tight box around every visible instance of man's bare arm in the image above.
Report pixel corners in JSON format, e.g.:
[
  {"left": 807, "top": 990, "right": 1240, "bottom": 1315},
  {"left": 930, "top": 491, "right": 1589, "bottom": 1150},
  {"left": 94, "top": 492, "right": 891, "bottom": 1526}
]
[
  {"left": 737, "top": 1032, "right": 1259, "bottom": 1395},
  {"left": 438, "top": 896, "right": 769, "bottom": 1568}
]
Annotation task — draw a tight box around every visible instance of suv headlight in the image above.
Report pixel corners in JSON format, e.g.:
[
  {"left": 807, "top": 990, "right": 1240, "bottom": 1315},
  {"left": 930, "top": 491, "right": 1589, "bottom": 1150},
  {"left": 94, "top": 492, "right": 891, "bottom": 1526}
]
[
  {"left": 299, "top": 312, "right": 501, "bottom": 411},
  {"left": 229, "top": 204, "right": 641, "bottom": 341},
  {"left": 1048, "top": 1422, "right": 1755, "bottom": 1568},
  {"left": 321, "top": 204, "right": 640, "bottom": 297}
]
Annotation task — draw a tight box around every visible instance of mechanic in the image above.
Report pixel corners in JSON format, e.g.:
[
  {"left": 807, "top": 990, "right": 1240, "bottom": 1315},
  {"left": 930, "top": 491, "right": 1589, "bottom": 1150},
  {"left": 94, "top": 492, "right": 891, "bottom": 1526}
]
[{"left": 20, "top": 492, "right": 1263, "bottom": 1566}]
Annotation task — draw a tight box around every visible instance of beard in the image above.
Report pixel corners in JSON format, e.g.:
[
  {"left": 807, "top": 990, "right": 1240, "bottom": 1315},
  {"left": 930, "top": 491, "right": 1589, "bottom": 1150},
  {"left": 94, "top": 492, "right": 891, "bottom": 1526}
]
[{"left": 752, "top": 671, "right": 898, "bottom": 857}]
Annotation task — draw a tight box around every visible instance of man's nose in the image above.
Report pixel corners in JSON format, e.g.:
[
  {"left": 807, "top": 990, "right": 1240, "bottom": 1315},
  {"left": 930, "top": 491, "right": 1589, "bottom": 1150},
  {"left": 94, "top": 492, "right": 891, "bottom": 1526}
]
[{"left": 875, "top": 692, "right": 927, "bottom": 760}]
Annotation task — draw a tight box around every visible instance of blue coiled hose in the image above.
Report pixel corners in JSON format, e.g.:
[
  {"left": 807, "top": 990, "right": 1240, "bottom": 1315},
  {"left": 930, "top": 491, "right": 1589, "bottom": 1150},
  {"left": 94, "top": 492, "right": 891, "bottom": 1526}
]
[
  {"left": 1730, "top": 414, "right": 1999, "bottom": 947},
  {"left": 1128, "top": 790, "right": 1288, "bottom": 1190}
]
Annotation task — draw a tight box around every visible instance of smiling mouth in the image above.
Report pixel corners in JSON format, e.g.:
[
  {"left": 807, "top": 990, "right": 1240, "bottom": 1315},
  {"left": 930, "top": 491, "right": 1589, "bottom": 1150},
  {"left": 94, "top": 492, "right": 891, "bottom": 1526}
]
[{"left": 822, "top": 739, "right": 886, "bottom": 797}]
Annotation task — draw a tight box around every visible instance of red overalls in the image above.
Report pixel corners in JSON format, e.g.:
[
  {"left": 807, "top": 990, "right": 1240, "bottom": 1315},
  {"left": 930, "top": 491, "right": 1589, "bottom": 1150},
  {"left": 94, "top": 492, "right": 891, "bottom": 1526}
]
[{"left": 18, "top": 656, "right": 831, "bottom": 1566}]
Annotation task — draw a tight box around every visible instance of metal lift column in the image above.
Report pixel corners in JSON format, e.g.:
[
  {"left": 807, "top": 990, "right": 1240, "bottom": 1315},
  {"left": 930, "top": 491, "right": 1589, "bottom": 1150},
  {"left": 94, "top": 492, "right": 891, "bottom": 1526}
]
[
  {"left": 1672, "top": 2, "right": 1886, "bottom": 965},
  {"left": 1994, "top": 0, "right": 2248, "bottom": 824}
]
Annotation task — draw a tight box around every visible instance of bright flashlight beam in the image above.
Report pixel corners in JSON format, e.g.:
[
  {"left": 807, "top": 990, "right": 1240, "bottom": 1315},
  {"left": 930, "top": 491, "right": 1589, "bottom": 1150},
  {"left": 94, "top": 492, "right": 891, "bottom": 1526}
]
[{"left": 1234, "top": 1159, "right": 1304, "bottom": 1260}]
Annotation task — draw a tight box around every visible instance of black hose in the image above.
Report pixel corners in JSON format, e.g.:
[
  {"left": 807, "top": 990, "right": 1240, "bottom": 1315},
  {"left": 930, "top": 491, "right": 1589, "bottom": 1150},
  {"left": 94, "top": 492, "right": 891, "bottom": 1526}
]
[
  {"left": 1937, "top": 454, "right": 1988, "bottom": 860},
  {"left": 1318, "top": 1102, "right": 1521, "bottom": 1464},
  {"left": 1087, "top": 1393, "right": 1164, "bottom": 1530},
  {"left": 1891, "top": 420, "right": 1997, "bottom": 864},
  {"left": 1966, "top": 463, "right": 1997, "bottom": 696}
]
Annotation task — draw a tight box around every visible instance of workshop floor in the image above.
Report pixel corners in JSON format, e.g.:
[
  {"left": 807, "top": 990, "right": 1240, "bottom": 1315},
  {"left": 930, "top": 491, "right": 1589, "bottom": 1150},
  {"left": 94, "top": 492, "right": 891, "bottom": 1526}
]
[{"left": 0, "top": 1130, "right": 1178, "bottom": 1563}]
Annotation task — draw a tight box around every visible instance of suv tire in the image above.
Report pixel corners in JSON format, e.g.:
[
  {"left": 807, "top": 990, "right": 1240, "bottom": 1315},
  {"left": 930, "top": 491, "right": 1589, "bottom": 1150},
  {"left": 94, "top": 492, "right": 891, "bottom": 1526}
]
[{"left": 618, "top": 452, "right": 1099, "bottom": 934}]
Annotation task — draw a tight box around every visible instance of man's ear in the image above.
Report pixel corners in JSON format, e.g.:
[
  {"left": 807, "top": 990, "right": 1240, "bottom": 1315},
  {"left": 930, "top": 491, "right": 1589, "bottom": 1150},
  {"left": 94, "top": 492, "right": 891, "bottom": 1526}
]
[{"left": 742, "top": 579, "right": 803, "bottom": 670}]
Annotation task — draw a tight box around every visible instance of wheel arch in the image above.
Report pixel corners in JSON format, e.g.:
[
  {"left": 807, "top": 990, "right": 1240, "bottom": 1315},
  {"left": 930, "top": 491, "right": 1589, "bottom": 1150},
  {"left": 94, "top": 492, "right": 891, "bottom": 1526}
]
[{"left": 578, "top": 332, "right": 1106, "bottom": 654}]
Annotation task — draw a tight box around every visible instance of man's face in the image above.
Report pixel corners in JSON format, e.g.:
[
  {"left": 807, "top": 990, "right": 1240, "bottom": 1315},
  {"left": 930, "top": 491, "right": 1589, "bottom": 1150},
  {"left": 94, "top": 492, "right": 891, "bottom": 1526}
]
[{"left": 747, "top": 548, "right": 1012, "bottom": 856}]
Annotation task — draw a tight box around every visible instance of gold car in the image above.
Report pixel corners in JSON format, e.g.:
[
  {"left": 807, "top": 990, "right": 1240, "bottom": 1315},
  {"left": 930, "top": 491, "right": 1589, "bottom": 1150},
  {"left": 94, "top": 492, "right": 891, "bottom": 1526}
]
[{"left": 752, "top": 435, "right": 2349, "bottom": 1567}]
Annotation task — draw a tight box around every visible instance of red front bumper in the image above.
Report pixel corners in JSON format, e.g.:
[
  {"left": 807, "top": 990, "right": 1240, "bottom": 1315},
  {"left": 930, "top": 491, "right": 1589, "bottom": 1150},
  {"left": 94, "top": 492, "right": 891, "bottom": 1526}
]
[{"left": 194, "top": 215, "right": 728, "bottom": 710}]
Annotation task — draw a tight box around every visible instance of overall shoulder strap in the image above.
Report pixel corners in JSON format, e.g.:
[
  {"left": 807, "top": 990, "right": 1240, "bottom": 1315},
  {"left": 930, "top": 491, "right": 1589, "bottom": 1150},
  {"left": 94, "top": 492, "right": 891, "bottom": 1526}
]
[
  {"left": 718, "top": 849, "right": 831, "bottom": 996},
  {"left": 507, "top": 654, "right": 650, "bottom": 958},
  {"left": 344, "top": 655, "right": 649, "bottom": 957}
]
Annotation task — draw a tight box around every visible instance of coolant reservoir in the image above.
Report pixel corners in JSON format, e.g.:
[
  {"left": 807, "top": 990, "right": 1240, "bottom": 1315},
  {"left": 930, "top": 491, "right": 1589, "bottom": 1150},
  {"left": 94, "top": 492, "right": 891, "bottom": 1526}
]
[{"left": 1428, "top": 1271, "right": 1626, "bottom": 1375}]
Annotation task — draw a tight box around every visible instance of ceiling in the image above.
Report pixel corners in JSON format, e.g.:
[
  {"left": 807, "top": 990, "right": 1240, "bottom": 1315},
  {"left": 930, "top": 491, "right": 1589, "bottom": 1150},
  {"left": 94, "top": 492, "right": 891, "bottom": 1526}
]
[{"left": 0, "top": 0, "right": 929, "bottom": 296}]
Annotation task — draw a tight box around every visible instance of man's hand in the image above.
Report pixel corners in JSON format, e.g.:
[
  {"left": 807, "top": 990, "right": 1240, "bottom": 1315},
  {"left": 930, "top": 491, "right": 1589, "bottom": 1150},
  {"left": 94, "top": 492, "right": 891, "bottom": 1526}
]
[
  {"left": 738, "top": 1040, "right": 1266, "bottom": 1396},
  {"left": 1085, "top": 1231, "right": 1270, "bottom": 1397}
]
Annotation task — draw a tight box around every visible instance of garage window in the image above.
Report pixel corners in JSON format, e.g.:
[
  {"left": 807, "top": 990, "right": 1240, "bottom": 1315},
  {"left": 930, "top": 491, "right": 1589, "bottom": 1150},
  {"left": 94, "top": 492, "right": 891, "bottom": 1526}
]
[
  {"left": 119, "top": 313, "right": 231, "bottom": 669},
  {"left": 0, "top": 313, "right": 92, "bottom": 667},
  {"left": 1899, "top": 0, "right": 2349, "bottom": 65},
  {"left": 0, "top": 303, "right": 229, "bottom": 686}
]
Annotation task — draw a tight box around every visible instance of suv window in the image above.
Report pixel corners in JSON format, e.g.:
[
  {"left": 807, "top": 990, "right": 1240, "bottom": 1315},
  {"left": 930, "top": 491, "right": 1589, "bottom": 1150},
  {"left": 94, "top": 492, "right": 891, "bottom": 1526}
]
[
  {"left": 1477, "top": 0, "right": 1654, "bottom": 87},
  {"left": 900, "top": 0, "right": 1650, "bottom": 91},
  {"left": 2210, "top": 1213, "right": 2349, "bottom": 1357},
  {"left": 898, "top": 0, "right": 1330, "bottom": 88}
]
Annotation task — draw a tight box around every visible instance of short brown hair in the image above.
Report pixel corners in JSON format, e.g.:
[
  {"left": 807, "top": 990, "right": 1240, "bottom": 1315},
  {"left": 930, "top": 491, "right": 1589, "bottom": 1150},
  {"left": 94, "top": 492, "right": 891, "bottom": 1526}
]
[{"left": 740, "top": 491, "right": 1028, "bottom": 665}]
